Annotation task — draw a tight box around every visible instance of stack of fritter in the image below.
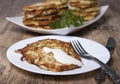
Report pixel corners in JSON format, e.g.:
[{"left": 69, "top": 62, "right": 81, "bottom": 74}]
[
  {"left": 69, "top": 0, "right": 99, "bottom": 21},
  {"left": 23, "top": 0, "right": 68, "bottom": 29}
]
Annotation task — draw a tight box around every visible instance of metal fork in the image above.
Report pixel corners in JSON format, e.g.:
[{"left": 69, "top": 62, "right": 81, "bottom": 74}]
[{"left": 70, "top": 40, "right": 120, "bottom": 84}]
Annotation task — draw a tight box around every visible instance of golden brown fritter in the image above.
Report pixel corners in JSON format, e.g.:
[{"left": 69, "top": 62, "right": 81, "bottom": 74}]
[
  {"left": 24, "top": 8, "right": 58, "bottom": 19},
  {"left": 16, "top": 39, "right": 82, "bottom": 72},
  {"left": 23, "top": 2, "right": 55, "bottom": 12},
  {"left": 23, "top": 17, "right": 59, "bottom": 27}
]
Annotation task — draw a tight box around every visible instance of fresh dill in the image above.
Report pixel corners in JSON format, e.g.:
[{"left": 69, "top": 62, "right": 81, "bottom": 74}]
[{"left": 49, "top": 10, "right": 83, "bottom": 29}]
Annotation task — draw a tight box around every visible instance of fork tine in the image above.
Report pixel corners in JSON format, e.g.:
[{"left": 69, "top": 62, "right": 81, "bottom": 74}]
[
  {"left": 74, "top": 40, "right": 85, "bottom": 54},
  {"left": 70, "top": 41, "right": 79, "bottom": 54},
  {"left": 70, "top": 40, "right": 83, "bottom": 56},
  {"left": 76, "top": 40, "right": 88, "bottom": 54},
  {"left": 70, "top": 40, "right": 92, "bottom": 59}
]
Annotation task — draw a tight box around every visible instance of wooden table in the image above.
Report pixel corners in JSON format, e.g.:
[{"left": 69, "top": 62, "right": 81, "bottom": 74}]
[{"left": 0, "top": 0, "right": 120, "bottom": 84}]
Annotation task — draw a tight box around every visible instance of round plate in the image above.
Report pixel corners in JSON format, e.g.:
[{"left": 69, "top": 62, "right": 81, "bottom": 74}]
[{"left": 7, "top": 35, "right": 110, "bottom": 75}]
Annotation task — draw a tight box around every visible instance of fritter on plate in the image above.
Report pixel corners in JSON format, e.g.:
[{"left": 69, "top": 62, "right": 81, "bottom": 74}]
[{"left": 16, "top": 39, "right": 83, "bottom": 72}]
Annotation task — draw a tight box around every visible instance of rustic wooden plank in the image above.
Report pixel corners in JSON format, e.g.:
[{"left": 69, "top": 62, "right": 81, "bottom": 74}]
[{"left": 0, "top": 0, "right": 120, "bottom": 84}]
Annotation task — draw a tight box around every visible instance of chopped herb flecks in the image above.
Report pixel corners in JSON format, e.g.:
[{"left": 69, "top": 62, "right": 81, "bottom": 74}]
[{"left": 49, "top": 10, "right": 83, "bottom": 29}]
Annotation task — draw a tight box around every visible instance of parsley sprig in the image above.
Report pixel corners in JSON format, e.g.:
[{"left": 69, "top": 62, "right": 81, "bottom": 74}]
[{"left": 49, "top": 10, "right": 83, "bottom": 29}]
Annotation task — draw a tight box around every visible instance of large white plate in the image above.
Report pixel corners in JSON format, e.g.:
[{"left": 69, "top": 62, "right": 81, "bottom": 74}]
[
  {"left": 6, "top": 5, "right": 109, "bottom": 35},
  {"left": 7, "top": 35, "right": 110, "bottom": 75}
]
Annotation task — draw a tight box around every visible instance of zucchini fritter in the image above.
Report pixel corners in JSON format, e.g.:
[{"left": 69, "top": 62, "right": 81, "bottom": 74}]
[{"left": 16, "top": 39, "right": 82, "bottom": 72}]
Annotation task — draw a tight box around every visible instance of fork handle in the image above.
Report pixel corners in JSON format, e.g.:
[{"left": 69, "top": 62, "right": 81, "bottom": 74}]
[{"left": 93, "top": 57, "right": 120, "bottom": 84}]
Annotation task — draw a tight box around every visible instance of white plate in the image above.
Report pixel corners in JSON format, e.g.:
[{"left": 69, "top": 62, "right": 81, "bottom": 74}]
[
  {"left": 7, "top": 35, "right": 110, "bottom": 75},
  {"left": 6, "top": 5, "right": 109, "bottom": 35}
]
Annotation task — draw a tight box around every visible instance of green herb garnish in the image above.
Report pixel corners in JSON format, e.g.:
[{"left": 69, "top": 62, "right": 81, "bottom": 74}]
[{"left": 49, "top": 10, "right": 83, "bottom": 29}]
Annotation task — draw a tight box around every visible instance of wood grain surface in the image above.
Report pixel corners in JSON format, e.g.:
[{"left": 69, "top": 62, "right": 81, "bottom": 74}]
[{"left": 0, "top": 0, "right": 120, "bottom": 84}]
